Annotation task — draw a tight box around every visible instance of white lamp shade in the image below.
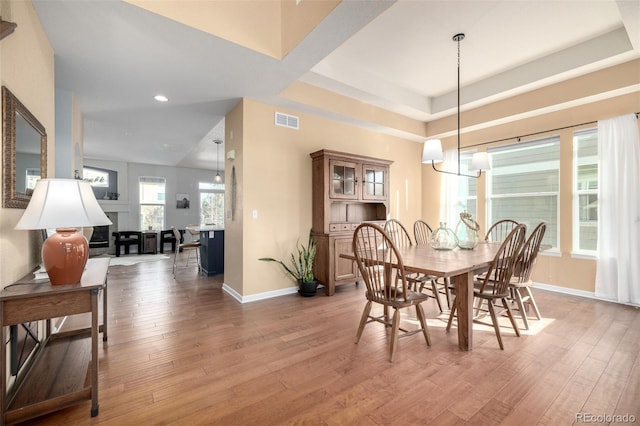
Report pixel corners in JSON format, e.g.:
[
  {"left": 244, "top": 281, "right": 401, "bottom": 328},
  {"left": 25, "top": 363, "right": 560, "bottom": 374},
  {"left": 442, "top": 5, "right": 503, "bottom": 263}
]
[
  {"left": 422, "top": 139, "right": 444, "bottom": 163},
  {"left": 470, "top": 152, "right": 491, "bottom": 171},
  {"left": 15, "top": 179, "right": 112, "bottom": 230}
]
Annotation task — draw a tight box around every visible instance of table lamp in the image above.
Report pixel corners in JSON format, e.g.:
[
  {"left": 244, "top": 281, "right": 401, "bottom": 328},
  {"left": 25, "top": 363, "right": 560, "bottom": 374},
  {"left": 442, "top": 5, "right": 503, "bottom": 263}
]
[{"left": 15, "top": 178, "right": 112, "bottom": 285}]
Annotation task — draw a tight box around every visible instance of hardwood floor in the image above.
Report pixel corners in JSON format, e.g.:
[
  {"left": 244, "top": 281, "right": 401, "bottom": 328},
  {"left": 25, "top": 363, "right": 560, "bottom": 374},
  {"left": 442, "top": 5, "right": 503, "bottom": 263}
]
[{"left": 22, "top": 255, "right": 640, "bottom": 425}]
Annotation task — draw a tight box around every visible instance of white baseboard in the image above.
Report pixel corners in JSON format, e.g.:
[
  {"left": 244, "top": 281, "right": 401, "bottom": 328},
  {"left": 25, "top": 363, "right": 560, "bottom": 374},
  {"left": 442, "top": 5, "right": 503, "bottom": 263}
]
[
  {"left": 223, "top": 280, "right": 639, "bottom": 307},
  {"left": 532, "top": 282, "right": 598, "bottom": 299},
  {"left": 222, "top": 282, "right": 298, "bottom": 304},
  {"left": 533, "top": 282, "right": 640, "bottom": 308}
]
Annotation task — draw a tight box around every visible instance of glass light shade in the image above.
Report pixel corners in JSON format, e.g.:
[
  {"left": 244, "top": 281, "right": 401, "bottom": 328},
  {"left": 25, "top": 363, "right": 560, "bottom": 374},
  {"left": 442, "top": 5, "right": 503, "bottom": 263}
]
[
  {"left": 15, "top": 179, "right": 111, "bottom": 285},
  {"left": 214, "top": 172, "right": 222, "bottom": 183},
  {"left": 470, "top": 152, "right": 490, "bottom": 171},
  {"left": 422, "top": 139, "right": 444, "bottom": 163}
]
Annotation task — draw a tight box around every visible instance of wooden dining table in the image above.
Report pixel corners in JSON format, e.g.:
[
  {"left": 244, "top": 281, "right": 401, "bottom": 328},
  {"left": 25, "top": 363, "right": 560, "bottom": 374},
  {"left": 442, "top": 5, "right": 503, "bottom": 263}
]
[{"left": 342, "top": 242, "right": 502, "bottom": 351}]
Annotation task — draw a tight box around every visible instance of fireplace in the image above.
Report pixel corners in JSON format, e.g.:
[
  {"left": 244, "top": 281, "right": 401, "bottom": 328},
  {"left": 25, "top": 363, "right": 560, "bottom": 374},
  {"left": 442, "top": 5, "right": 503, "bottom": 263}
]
[
  {"left": 89, "top": 211, "right": 118, "bottom": 256},
  {"left": 89, "top": 225, "right": 109, "bottom": 248}
]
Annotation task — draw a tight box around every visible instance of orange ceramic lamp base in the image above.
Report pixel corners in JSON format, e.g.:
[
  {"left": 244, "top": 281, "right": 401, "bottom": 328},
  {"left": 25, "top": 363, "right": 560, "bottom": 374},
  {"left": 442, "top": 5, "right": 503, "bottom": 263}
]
[{"left": 41, "top": 228, "right": 88, "bottom": 285}]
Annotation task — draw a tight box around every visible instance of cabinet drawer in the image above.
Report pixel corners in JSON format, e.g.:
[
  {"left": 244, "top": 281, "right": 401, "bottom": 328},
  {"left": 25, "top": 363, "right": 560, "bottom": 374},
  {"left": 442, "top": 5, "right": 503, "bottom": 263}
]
[
  {"left": 329, "top": 222, "right": 359, "bottom": 233},
  {"left": 358, "top": 234, "right": 384, "bottom": 249}
]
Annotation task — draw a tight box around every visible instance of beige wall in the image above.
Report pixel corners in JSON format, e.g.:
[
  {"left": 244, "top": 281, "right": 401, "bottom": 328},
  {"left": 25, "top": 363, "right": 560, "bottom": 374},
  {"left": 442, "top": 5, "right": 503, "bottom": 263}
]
[
  {"left": 425, "top": 91, "right": 640, "bottom": 292},
  {"left": 426, "top": 60, "right": 640, "bottom": 139},
  {"left": 125, "top": 0, "right": 281, "bottom": 58},
  {"left": 280, "top": 0, "right": 339, "bottom": 58},
  {"left": 5, "top": 0, "right": 634, "bottom": 298},
  {"left": 125, "top": 0, "right": 338, "bottom": 60},
  {"left": 0, "top": 0, "right": 55, "bottom": 287},
  {"left": 281, "top": 80, "right": 428, "bottom": 138},
  {"left": 223, "top": 100, "right": 244, "bottom": 296},
  {"left": 277, "top": 61, "right": 640, "bottom": 296},
  {"left": 234, "top": 85, "right": 640, "bottom": 297},
  {"left": 233, "top": 98, "right": 422, "bottom": 296}
]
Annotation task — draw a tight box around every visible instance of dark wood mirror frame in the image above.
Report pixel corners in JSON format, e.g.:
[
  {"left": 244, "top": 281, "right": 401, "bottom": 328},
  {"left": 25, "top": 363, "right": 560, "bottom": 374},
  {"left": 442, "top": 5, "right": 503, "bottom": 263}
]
[{"left": 2, "top": 86, "right": 47, "bottom": 209}]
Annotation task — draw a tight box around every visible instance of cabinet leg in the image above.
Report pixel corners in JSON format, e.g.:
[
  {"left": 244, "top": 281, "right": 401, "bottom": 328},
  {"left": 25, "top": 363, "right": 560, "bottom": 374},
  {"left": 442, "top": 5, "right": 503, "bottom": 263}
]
[
  {"left": 91, "top": 406, "right": 99, "bottom": 417},
  {"left": 324, "top": 283, "right": 335, "bottom": 296}
]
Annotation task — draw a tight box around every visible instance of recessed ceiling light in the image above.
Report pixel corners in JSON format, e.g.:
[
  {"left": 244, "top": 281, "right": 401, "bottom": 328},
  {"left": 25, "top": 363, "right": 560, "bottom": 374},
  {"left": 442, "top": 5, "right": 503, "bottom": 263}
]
[{"left": 154, "top": 94, "right": 169, "bottom": 102}]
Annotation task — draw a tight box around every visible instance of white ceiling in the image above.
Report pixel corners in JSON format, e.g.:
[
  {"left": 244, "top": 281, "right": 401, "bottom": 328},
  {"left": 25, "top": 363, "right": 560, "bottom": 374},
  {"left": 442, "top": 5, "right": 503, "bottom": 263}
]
[{"left": 32, "top": 0, "right": 639, "bottom": 171}]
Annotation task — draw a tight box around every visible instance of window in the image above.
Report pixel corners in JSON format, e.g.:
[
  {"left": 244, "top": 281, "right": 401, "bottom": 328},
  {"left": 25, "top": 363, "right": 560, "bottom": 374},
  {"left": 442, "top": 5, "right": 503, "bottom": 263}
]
[
  {"left": 139, "top": 177, "right": 165, "bottom": 231},
  {"left": 25, "top": 168, "right": 40, "bottom": 191},
  {"left": 83, "top": 167, "right": 109, "bottom": 187},
  {"left": 487, "top": 137, "right": 560, "bottom": 248},
  {"left": 440, "top": 150, "right": 478, "bottom": 228},
  {"left": 573, "top": 129, "right": 598, "bottom": 253},
  {"left": 83, "top": 166, "right": 118, "bottom": 200},
  {"left": 199, "top": 182, "right": 224, "bottom": 225}
]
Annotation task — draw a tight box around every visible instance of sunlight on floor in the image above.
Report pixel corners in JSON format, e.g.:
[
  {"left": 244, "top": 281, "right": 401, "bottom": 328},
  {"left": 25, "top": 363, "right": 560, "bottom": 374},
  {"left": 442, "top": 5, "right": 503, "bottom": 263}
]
[{"left": 394, "top": 307, "right": 556, "bottom": 336}]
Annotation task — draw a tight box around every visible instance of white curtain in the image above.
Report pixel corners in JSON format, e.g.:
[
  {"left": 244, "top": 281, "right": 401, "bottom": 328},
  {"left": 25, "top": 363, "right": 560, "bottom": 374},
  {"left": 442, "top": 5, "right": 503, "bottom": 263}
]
[
  {"left": 595, "top": 113, "right": 640, "bottom": 305},
  {"left": 439, "top": 149, "right": 459, "bottom": 230}
]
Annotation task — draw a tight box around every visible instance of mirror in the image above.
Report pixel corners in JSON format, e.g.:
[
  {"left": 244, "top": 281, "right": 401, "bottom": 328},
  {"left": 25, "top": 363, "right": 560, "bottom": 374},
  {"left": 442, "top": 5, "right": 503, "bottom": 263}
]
[{"left": 2, "top": 86, "right": 47, "bottom": 209}]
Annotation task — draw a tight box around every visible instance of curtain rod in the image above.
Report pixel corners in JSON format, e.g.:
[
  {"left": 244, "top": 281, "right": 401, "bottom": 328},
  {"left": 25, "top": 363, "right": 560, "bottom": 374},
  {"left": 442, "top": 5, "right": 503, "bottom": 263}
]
[{"left": 465, "top": 112, "right": 640, "bottom": 149}]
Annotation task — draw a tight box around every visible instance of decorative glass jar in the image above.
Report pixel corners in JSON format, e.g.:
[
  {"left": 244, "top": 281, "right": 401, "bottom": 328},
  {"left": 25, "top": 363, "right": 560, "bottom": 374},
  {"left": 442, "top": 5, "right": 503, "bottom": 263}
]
[
  {"left": 455, "top": 211, "right": 480, "bottom": 250},
  {"left": 429, "top": 222, "right": 458, "bottom": 250}
]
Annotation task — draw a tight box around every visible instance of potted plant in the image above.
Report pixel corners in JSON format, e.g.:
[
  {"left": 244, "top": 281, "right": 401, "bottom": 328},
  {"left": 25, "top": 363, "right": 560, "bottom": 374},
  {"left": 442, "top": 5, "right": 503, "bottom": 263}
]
[{"left": 259, "top": 231, "right": 318, "bottom": 296}]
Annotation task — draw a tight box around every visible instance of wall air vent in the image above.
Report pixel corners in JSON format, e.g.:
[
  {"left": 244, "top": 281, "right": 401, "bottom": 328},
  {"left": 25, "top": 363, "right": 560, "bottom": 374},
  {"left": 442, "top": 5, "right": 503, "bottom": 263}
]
[{"left": 275, "top": 112, "right": 299, "bottom": 130}]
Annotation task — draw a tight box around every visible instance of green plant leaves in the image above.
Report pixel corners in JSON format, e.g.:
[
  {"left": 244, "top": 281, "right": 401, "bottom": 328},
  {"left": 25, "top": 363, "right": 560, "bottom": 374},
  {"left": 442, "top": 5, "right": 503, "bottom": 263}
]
[{"left": 259, "top": 230, "right": 317, "bottom": 283}]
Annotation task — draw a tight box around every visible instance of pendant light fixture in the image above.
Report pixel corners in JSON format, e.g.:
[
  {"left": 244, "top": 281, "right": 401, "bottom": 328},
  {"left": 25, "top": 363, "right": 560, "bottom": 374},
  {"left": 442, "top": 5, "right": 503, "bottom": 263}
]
[
  {"left": 421, "top": 33, "right": 490, "bottom": 178},
  {"left": 214, "top": 139, "right": 222, "bottom": 183}
]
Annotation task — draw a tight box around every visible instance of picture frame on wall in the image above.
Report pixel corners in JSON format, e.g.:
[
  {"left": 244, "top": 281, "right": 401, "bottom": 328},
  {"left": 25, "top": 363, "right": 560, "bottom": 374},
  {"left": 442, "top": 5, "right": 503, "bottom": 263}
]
[{"left": 176, "top": 193, "right": 190, "bottom": 209}]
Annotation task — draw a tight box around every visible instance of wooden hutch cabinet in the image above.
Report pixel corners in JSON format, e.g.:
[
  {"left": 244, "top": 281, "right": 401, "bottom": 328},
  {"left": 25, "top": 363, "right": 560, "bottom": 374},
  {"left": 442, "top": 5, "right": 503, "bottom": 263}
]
[{"left": 310, "top": 149, "right": 392, "bottom": 295}]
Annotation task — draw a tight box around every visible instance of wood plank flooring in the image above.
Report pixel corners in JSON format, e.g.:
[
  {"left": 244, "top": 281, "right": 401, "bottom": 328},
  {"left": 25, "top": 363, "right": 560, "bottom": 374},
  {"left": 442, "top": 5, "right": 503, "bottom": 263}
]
[{"left": 21, "top": 255, "right": 640, "bottom": 425}]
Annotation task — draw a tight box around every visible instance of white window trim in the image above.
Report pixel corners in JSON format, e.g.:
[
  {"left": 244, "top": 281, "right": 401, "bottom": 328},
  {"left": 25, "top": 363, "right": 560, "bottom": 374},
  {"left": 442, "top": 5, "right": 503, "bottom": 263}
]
[
  {"left": 486, "top": 137, "right": 560, "bottom": 249},
  {"left": 139, "top": 176, "right": 166, "bottom": 231},
  {"left": 199, "top": 182, "right": 225, "bottom": 226},
  {"left": 572, "top": 128, "right": 598, "bottom": 256}
]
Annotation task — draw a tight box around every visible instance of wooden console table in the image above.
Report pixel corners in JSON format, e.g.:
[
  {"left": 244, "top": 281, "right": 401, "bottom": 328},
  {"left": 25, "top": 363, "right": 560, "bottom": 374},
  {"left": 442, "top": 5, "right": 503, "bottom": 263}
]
[{"left": 0, "top": 257, "right": 109, "bottom": 425}]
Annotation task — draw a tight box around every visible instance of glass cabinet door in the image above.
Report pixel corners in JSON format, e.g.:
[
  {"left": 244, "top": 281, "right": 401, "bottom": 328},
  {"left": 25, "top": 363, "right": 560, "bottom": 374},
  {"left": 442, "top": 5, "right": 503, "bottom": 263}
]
[
  {"left": 362, "top": 164, "right": 386, "bottom": 200},
  {"left": 330, "top": 160, "right": 358, "bottom": 199}
]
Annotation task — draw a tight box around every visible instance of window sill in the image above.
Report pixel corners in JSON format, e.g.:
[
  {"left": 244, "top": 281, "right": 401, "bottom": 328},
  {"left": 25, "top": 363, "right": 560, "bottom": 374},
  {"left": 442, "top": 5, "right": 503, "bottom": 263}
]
[
  {"left": 570, "top": 252, "right": 597, "bottom": 260},
  {"left": 539, "top": 249, "right": 561, "bottom": 258}
]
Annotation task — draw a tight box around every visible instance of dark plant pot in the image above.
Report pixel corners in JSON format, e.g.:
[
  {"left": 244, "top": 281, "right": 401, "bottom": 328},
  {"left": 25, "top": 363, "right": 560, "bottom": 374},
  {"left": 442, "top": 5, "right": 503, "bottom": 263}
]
[{"left": 297, "top": 279, "right": 318, "bottom": 297}]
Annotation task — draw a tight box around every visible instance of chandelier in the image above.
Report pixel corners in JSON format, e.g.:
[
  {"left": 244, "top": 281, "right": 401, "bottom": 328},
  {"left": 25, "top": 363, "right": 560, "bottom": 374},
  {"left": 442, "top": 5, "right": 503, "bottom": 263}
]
[{"left": 421, "top": 33, "right": 490, "bottom": 178}]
